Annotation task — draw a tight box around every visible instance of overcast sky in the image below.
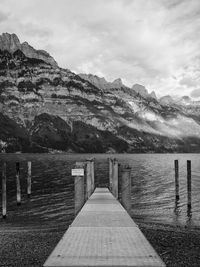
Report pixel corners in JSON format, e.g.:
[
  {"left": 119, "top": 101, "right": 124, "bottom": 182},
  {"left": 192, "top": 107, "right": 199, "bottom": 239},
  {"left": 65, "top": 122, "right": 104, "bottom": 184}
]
[{"left": 0, "top": 0, "right": 200, "bottom": 98}]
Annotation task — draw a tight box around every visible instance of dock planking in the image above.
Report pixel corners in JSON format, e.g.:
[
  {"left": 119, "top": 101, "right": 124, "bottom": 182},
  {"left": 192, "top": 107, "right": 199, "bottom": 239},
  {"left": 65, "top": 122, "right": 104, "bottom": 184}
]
[{"left": 44, "top": 188, "right": 166, "bottom": 267}]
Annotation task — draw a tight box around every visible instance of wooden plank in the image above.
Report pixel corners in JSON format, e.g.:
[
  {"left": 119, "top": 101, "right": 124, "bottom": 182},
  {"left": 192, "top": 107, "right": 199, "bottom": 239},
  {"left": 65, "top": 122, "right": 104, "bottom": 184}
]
[
  {"left": 71, "top": 212, "right": 137, "bottom": 227},
  {"left": 44, "top": 187, "right": 166, "bottom": 267}
]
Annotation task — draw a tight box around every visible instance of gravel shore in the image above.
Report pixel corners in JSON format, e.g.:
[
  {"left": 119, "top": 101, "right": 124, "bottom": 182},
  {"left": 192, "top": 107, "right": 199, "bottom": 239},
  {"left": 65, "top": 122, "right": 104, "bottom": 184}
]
[
  {"left": 139, "top": 223, "right": 200, "bottom": 267},
  {"left": 0, "top": 224, "right": 200, "bottom": 267},
  {"left": 0, "top": 228, "right": 65, "bottom": 267}
]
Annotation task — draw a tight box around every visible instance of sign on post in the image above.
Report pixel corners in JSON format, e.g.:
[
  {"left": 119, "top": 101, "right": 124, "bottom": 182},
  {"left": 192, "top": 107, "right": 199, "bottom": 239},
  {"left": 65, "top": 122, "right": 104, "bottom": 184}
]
[
  {"left": 73, "top": 162, "right": 85, "bottom": 215},
  {"left": 71, "top": 168, "right": 84, "bottom": 176}
]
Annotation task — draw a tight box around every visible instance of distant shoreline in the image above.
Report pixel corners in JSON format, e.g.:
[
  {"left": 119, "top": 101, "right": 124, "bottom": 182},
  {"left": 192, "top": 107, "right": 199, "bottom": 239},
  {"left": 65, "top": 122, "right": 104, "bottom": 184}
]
[{"left": 1, "top": 151, "right": 200, "bottom": 155}]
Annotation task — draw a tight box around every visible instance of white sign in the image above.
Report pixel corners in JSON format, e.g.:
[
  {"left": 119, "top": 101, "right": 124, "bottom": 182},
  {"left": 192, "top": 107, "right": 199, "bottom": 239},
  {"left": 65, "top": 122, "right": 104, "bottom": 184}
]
[{"left": 71, "top": 168, "right": 84, "bottom": 176}]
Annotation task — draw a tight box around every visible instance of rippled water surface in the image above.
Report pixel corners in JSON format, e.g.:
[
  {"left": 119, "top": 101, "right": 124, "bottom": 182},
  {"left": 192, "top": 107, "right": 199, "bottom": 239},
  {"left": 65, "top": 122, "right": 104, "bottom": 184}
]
[{"left": 0, "top": 153, "right": 200, "bottom": 230}]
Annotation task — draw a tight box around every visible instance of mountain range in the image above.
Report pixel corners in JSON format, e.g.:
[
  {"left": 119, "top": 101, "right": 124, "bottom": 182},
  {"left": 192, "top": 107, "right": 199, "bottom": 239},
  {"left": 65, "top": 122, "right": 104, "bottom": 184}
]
[{"left": 1, "top": 32, "right": 200, "bottom": 153}]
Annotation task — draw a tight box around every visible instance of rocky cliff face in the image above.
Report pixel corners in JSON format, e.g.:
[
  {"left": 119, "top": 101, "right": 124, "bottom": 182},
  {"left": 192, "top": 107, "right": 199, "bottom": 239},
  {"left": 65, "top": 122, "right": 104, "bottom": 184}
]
[
  {"left": 132, "top": 84, "right": 157, "bottom": 99},
  {"left": 159, "top": 95, "right": 175, "bottom": 105},
  {"left": 0, "top": 33, "right": 21, "bottom": 52},
  {"left": 79, "top": 73, "right": 157, "bottom": 99},
  {"left": 149, "top": 91, "right": 157, "bottom": 99},
  {"left": 1, "top": 33, "right": 200, "bottom": 153},
  {"left": 0, "top": 33, "right": 57, "bottom": 67},
  {"left": 79, "top": 73, "right": 126, "bottom": 90}
]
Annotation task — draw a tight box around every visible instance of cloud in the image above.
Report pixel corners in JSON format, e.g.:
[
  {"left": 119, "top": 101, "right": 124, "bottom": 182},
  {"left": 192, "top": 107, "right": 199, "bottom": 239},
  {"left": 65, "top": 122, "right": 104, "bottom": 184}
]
[
  {"left": 21, "top": 22, "right": 52, "bottom": 39},
  {"left": 179, "top": 77, "right": 198, "bottom": 87},
  {"left": 190, "top": 89, "right": 200, "bottom": 98},
  {"left": 0, "top": 11, "right": 9, "bottom": 23},
  {"left": 0, "top": 0, "right": 200, "bottom": 97}
]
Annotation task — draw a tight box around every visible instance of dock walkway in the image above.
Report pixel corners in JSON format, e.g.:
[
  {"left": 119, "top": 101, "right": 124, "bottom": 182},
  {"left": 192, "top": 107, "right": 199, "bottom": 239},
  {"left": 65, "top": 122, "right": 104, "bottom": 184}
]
[{"left": 44, "top": 188, "right": 166, "bottom": 267}]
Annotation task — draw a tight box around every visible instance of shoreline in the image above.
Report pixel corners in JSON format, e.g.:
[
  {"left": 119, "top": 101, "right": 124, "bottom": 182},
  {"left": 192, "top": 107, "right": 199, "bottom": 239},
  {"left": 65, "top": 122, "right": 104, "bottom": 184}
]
[
  {"left": 138, "top": 222, "right": 200, "bottom": 267},
  {"left": 0, "top": 222, "right": 200, "bottom": 267}
]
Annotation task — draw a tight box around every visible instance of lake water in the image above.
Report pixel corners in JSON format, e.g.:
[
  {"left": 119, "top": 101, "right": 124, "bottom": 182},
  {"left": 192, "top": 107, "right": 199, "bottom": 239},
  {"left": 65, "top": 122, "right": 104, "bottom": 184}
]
[{"left": 0, "top": 153, "right": 200, "bottom": 231}]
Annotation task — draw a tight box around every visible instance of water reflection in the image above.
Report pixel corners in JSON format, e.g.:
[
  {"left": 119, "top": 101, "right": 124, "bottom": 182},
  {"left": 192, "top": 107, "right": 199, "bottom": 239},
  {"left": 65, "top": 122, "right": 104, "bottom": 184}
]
[
  {"left": 174, "top": 199, "right": 181, "bottom": 217},
  {"left": 187, "top": 207, "right": 192, "bottom": 221},
  {"left": 173, "top": 195, "right": 194, "bottom": 228}
]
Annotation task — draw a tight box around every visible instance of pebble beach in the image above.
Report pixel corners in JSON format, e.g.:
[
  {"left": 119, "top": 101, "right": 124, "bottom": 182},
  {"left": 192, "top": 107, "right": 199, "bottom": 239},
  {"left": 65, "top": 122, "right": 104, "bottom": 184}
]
[{"left": 1, "top": 223, "right": 200, "bottom": 267}]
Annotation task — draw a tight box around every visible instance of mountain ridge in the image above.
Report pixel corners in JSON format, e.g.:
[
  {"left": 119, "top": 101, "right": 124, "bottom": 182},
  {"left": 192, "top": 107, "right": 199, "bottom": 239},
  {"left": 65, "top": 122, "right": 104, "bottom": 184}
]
[
  {"left": 1, "top": 33, "right": 200, "bottom": 153},
  {"left": 0, "top": 32, "right": 57, "bottom": 67},
  {"left": 79, "top": 73, "right": 157, "bottom": 99}
]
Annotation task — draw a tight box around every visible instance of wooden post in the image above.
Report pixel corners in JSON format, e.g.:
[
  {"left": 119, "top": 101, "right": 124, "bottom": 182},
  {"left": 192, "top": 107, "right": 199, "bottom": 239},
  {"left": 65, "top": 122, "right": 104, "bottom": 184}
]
[
  {"left": 86, "top": 160, "right": 92, "bottom": 199},
  {"left": 112, "top": 159, "right": 118, "bottom": 199},
  {"left": 109, "top": 158, "right": 113, "bottom": 191},
  {"left": 174, "top": 160, "right": 179, "bottom": 200},
  {"left": 16, "top": 162, "right": 21, "bottom": 205},
  {"left": 2, "top": 163, "right": 7, "bottom": 218},
  {"left": 27, "top": 161, "right": 31, "bottom": 198},
  {"left": 187, "top": 160, "right": 192, "bottom": 209},
  {"left": 74, "top": 163, "right": 85, "bottom": 215},
  {"left": 121, "top": 166, "right": 131, "bottom": 213},
  {"left": 91, "top": 160, "right": 95, "bottom": 193}
]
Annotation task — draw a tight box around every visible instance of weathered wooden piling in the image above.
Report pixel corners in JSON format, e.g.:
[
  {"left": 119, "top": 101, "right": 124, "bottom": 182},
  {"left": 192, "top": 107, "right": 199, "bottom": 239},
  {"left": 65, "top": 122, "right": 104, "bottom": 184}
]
[
  {"left": 187, "top": 160, "right": 192, "bottom": 208},
  {"left": 2, "top": 163, "right": 7, "bottom": 218},
  {"left": 91, "top": 160, "right": 95, "bottom": 193},
  {"left": 86, "top": 160, "right": 92, "bottom": 199},
  {"left": 121, "top": 165, "right": 132, "bottom": 213},
  {"left": 16, "top": 162, "right": 21, "bottom": 205},
  {"left": 174, "top": 159, "right": 179, "bottom": 200},
  {"left": 112, "top": 158, "right": 118, "bottom": 199},
  {"left": 74, "top": 162, "right": 85, "bottom": 215},
  {"left": 27, "top": 161, "right": 31, "bottom": 198},
  {"left": 109, "top": 158, "right": 113, "bottom": 191},
  {"left": 86, "top": 159, "right": 95, "bottom": 198}
]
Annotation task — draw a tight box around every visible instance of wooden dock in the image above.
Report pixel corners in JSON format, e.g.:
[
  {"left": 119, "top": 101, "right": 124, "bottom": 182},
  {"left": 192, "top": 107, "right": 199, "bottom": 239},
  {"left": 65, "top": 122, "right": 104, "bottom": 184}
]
[{"left": 44, "top": 188, "right": 166, "bottom": 267}]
